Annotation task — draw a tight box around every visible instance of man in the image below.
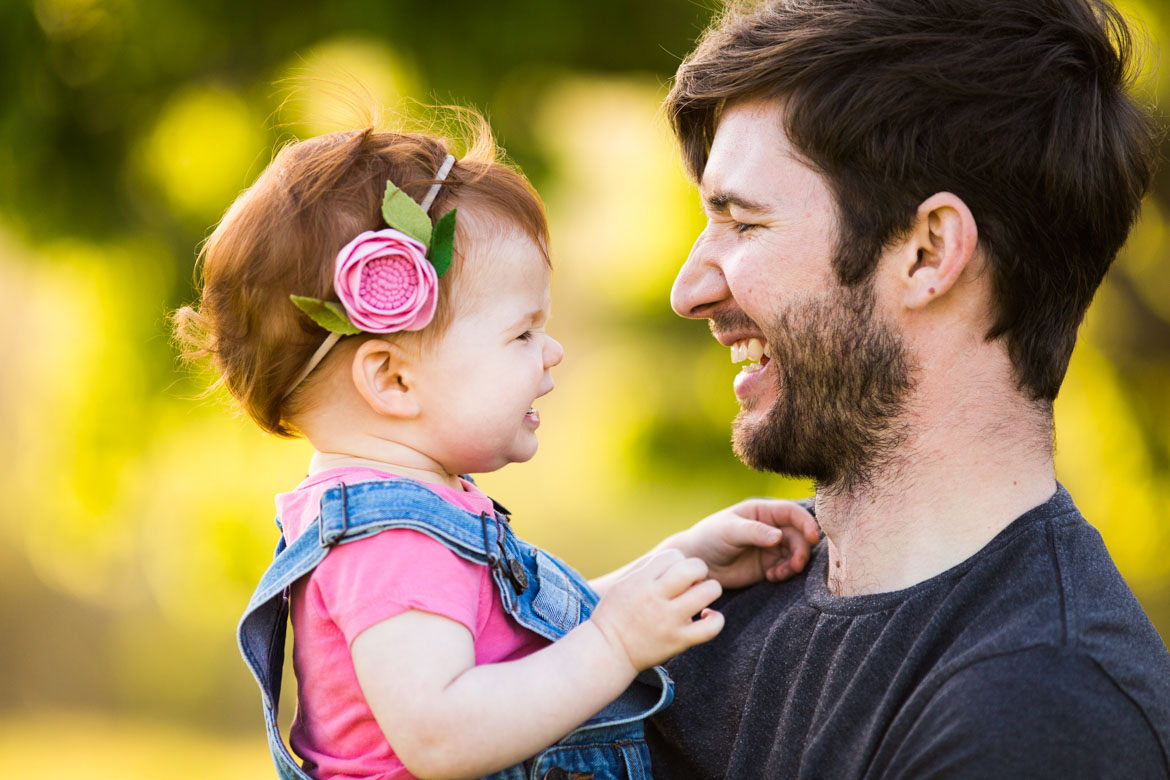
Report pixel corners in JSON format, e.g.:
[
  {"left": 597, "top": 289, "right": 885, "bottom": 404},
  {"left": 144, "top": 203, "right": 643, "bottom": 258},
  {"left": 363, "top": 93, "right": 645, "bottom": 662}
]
[{"left": 647, "top": 0, "right": 1170, "bottom": 777}]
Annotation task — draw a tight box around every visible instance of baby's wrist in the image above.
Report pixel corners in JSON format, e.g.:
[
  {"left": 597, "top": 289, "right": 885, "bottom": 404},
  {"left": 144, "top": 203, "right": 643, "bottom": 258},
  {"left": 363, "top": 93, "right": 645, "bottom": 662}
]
[
  {"left": 653, "top": 529, "right": 695, "bottom": 561},
  {"left": 579, "top": 615, "right": 640, "bottom": 681}
]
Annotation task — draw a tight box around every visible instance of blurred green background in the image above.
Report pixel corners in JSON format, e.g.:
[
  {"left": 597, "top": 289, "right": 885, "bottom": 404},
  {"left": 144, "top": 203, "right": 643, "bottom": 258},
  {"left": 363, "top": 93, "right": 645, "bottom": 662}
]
[{"left": 1, "top": 0, "right": 1168, "bottom": 776}]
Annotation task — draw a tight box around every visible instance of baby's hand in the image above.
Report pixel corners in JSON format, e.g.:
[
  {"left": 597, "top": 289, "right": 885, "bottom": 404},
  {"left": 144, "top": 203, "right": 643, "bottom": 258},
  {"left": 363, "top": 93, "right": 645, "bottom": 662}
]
[
  {"left": 588, "top": 549, "right": 723, "bottom": 674},
  {"left": 672, "top": 499, "right": 820, "bottom": 589}
]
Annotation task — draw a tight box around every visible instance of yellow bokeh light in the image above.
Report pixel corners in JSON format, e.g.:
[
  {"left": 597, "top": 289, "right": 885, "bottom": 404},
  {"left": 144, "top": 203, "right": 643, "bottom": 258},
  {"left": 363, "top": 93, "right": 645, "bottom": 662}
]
[
  {"left": 0, "top": 710, "right": 271, "bottom": 779},
  {"left": 3, "top": 3, "right": 1169, "bottom": 771},
  {"left": 275, "top": 37, "right": 420, "bottom": 137},
  {"left": 0, "top": 234, "right": 171, "bottom": 605},
  {"left": 536, "top": 76, "right": 705, "bottom": 313},
  {"left": 1055, "top": 341, "right": 1170, "bottom": 588},
  {"left": 1119, "top": 201, "right": 1170, "bottom": 322},
  {"left": 138, "top": 85, "right": 265, "bottom": 222},
  {"left": 137, "top": 407, "right": 313, "bottom": 632}
]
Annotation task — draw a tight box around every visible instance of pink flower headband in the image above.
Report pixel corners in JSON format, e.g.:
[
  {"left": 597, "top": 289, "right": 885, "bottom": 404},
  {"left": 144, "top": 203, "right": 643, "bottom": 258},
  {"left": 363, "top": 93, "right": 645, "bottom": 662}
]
[{"left": 283, "top": 154, "right": 458, "bottom": 399}]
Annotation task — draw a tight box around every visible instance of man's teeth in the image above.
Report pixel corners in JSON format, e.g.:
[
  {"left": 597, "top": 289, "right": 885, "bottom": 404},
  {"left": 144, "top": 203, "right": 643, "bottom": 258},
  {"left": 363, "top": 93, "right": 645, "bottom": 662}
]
[{"left": 731, "top": 338, "right": 771, "bottom": 364}]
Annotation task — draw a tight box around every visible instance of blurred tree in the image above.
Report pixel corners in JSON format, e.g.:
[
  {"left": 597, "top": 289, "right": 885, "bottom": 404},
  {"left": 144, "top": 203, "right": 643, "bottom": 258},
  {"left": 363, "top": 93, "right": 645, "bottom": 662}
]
[{"left": 0, "top": 0, "right": 1167, "bottom": 775}]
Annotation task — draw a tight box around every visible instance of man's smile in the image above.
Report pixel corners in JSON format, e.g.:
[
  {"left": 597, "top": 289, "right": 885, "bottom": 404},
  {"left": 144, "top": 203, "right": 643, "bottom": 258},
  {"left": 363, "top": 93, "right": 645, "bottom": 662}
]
[{"left": 729, "top": 337, "right": 772, "bottom": 364}]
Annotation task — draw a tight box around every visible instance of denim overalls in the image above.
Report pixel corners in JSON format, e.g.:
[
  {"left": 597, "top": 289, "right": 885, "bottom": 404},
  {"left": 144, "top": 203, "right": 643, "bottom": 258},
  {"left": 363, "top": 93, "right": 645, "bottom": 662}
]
[{"left": 238, "top": 478, "right": 674, "bottom": 780}]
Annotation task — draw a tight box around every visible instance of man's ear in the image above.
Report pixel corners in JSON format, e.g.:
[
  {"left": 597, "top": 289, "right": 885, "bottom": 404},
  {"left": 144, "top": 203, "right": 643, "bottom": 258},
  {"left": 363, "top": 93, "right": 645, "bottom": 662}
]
[
  {"left": 898, "top": 192, "right": 979, "bottom": 309},
  {"left": 351, "top": 337, "right": 421, "bottom": 419}
]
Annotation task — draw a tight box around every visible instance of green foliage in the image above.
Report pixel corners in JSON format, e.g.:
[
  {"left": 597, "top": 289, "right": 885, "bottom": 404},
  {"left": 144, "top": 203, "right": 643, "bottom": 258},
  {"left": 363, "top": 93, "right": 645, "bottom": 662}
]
[{"left": 2, "top": 0, "right": 1169, "bottom": 764}]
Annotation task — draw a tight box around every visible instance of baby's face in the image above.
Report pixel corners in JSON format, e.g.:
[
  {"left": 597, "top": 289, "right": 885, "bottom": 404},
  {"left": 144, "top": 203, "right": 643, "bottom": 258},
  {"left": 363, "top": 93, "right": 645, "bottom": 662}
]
[{"left": 413, "top": 224, "right": 562, "bottom": 475}]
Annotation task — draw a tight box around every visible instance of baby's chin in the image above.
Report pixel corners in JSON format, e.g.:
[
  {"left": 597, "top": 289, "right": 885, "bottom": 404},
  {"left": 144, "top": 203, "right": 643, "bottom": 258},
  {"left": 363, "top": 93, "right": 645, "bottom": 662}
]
[
  {"left": 450, "top": 443, "right": 540, "bottom": 477},
  {"left": 505, "top": 442, "right": 540, "bottom": 467}
]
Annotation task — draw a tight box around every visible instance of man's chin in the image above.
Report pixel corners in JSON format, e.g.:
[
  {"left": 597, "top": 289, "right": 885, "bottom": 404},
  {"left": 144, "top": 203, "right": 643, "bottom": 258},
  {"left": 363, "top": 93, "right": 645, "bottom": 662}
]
[
  {"left": 731, "top": 407, "right": 839, "bottom": 486},
  {"left": 731, "top": 395, "right": 773, "bottom": 466},
  {"left": 732, "top": 410, "right": 798, "bottom": 475},
  {"left": 723, "top": 276, "right": 915, "bottom": 492}
]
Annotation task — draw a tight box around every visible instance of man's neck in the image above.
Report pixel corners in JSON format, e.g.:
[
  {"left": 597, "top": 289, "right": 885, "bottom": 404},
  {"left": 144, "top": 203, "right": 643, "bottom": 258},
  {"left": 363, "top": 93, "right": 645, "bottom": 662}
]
[{"left": 814, "top": 400, "right": 1056, "bottom": 597}]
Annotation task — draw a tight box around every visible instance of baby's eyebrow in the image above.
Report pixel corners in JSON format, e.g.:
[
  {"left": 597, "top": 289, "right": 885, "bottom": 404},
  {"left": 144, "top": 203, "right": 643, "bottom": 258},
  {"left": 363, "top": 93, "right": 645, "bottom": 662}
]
[
  {"left": 507, "top": 307, "right": 546, "bottom": 331},
  {"left": 705, "top": 189, "right": 768, "bottom": 214}
]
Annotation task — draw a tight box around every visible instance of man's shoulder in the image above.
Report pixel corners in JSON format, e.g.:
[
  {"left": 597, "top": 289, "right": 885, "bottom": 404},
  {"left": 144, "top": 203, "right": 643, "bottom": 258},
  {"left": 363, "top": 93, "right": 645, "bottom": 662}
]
[
  {"left": 715, "top": 488, "right": 1163, "bottom": 651},
  {"left": 877, "top": 643, "right": 1170, "bottom": 777},
  {"left": 1046, "top": 504, "right": 1164, "bottom": 644},
  {"left": 901, "top": 489, "right": 1163, "bottom": 654},
  {"left": 1047, "top": 501, "right": 1170, "bottom": 767},
  {"left": 962, "top": 495, "right": 1170, "bottom": 677},
  {"left": 722, "top": 492, "right": 1170, "bottom": 746},
  {"left": 901, "top": 495, "right": 1170, "bottom": 775}
]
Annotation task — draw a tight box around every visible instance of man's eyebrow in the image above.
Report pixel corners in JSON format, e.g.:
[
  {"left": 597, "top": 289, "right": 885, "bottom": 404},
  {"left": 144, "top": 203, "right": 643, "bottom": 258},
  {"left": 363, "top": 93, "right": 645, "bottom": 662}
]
[{"left": 705, "top": 189, "right": 768, "bottom": 213}]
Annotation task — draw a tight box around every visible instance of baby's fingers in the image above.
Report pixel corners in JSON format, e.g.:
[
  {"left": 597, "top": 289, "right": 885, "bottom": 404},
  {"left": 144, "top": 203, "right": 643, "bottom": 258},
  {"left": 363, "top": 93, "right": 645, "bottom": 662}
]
[
  {"left": 739, "top": 499, "right": 820, "bottom": 545},
  {"left": 634, "top": 548, "right": 687, "bottom": 579},
  {"left": 766, "top": 560, "right": 798, "bottom": 582},
  {"left": 674, "top": 577, "right": 723, "bottom": 617},
  {"left": 681, "top": 608, "right": 725, "bottom": 646},
  {"left": 724, "top": 515, "right": 785, "bottom": 550},
  {"left": 656, "top": 556, "right": 710, "bottom": 596},
  {"left": 763, "top": 540, "right": 809, "bottom": 582},
  {"left": 798, "top": 508, "right": 821, "bottom": 544}
]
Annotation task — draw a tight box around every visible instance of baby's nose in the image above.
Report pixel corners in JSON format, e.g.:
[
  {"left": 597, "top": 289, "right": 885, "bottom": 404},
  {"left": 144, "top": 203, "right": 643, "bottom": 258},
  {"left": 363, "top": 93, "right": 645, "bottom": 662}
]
[{"left": 545, "top": 336, "right": 564, "bottom": 368}]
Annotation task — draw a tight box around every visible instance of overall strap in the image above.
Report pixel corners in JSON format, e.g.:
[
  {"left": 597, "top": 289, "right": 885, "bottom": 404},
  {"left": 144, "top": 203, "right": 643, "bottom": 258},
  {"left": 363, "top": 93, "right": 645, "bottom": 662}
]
[
  {"left": 237, "top": 478, "right": 510, "bottom": 780},
  {"left": 237, "top": 523, "right": 331, "bottom": 780},
  {"left": 317, "top": 478, "right": 499, "bottom": 563}
]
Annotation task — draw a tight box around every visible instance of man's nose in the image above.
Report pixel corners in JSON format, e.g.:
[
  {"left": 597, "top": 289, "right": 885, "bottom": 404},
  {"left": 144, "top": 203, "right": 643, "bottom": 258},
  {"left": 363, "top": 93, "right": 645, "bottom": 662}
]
[{"left": 671, "top": 233, "right": 729, "bottom": 319}]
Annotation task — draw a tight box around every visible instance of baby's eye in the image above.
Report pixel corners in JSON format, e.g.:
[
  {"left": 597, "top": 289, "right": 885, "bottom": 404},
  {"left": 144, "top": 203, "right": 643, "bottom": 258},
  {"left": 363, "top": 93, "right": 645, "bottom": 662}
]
[{"left": 516, "top": 331, "right": 534, "bottom": 342}]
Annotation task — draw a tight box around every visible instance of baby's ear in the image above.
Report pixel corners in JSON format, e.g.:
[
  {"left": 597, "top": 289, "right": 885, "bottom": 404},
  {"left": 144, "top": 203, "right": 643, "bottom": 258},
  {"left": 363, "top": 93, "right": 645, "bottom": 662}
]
[{"left": 351, "top": 338, "right": 420, "bottom": 419}]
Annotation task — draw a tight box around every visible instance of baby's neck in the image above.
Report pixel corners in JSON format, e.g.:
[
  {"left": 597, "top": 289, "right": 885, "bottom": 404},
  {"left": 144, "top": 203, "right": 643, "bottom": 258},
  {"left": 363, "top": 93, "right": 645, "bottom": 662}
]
[{"left": 309, "top": 450, "right": 464, "bottom": 490}]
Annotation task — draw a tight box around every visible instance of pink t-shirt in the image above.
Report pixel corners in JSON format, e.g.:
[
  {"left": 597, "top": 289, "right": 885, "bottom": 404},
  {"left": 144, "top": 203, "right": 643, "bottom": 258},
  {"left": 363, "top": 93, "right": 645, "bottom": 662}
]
[{"left": 278, "top": 467, "right": 550, "bottom": 780}]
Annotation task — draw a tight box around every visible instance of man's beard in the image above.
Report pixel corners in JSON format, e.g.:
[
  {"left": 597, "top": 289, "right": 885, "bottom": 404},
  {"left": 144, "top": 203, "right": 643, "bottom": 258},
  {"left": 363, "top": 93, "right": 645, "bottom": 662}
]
[{"left": 724, "top": 280, "right": 916, "bottom": 496}]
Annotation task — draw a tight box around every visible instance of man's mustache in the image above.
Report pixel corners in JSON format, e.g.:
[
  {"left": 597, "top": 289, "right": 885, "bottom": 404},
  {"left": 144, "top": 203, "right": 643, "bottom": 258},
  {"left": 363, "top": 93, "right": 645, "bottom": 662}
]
[{"left": 708, "top": 309, "right": 764, "bottom": 338}]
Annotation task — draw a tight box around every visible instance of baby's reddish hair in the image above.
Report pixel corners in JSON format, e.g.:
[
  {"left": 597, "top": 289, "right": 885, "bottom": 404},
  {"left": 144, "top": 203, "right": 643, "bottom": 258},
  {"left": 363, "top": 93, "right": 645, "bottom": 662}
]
[{"left": 174, "top": 115, "right": 549, "bottom": 437}]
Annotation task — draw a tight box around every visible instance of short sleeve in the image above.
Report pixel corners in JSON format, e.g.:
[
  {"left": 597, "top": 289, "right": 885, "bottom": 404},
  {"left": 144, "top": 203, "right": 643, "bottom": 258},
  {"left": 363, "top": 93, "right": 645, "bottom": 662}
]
[
  {"left": 883, "top": 645, "right": 1168, "bottom": 779},
  {"left": 308, "top": 528, "right": 486, "bottom": 646}
]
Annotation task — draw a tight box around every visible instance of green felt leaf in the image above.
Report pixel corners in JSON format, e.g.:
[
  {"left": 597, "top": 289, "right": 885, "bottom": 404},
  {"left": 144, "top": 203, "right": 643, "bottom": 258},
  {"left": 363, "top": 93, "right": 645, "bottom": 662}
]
[
  {"left": 290, "top": 295, "right": 362, "bottom": 335},
  {"left": 429, "top": 208, "right": 457, "bottom": 277},
  {"left": 381, "top": 181, "right": 432, "bottom": 248}
]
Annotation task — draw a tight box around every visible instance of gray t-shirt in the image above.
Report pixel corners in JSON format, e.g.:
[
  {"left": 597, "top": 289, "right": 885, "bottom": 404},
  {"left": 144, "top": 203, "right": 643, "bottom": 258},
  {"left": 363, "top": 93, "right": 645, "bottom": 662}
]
[{"left": 647, "top": 485, "right": 1170, "bottom": 778}]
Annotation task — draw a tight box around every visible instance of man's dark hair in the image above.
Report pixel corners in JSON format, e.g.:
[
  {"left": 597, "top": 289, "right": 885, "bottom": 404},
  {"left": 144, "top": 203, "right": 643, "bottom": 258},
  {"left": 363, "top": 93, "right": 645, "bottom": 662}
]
[{"left": 668, "top": 0, "right": 1159, "bottom": 402}]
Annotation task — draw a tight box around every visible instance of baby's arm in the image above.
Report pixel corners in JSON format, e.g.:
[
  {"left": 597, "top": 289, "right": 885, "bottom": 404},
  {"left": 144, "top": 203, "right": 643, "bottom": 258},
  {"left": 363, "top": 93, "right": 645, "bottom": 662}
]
[
  {"left": 591, "top": 498, "right": 821, "bottom": 596},
  {"left": 351, "top": 549, "right": 720, "bottom": 780}
]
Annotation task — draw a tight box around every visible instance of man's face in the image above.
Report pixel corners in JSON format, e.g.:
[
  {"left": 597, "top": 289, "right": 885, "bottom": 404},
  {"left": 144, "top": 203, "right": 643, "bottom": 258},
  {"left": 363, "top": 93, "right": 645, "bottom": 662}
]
[{"left": 671, "top": 99, "right": 915, "bottom": 494}]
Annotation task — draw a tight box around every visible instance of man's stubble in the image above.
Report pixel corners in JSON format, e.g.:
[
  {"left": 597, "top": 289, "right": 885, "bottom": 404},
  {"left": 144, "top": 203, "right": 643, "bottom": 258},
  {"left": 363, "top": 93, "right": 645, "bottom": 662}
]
[{"left": 727, "top": 279, "right": 917, "bottom": 496}]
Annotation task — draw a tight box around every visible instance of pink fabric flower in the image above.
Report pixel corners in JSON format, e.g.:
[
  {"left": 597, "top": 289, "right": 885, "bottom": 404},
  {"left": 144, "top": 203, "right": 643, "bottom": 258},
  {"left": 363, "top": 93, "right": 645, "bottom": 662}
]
[{"left": 333, "top": 229, "right": 438, "bottom": 333}]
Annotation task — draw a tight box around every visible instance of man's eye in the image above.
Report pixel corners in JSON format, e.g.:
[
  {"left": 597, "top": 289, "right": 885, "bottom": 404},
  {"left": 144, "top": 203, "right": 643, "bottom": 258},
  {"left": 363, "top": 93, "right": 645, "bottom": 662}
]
[{"left": 733, "top": 221, "right": 758, "bottom": 234}]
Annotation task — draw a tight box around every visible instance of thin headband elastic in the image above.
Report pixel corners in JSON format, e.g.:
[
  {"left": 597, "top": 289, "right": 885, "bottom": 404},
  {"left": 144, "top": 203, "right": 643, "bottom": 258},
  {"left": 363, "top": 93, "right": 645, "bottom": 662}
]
[{"left": 282, "top": 153, "right": 457, "bottom": 400}]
